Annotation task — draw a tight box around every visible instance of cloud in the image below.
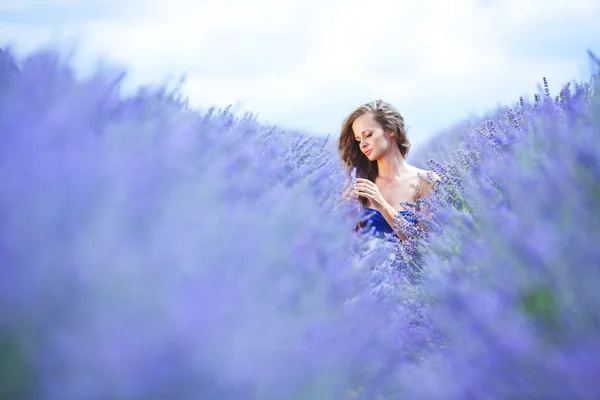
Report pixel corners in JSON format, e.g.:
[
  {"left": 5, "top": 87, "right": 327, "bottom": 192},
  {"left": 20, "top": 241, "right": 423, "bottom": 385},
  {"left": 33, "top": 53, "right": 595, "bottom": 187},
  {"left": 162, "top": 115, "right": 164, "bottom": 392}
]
[{"left": 1, "top": 0, "right": 599, "bottom": 150}]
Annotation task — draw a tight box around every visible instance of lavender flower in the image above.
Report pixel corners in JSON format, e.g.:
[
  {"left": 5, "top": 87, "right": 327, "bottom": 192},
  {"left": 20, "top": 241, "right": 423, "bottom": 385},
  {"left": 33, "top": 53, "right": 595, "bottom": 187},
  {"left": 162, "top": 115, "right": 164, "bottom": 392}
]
[
  {"left": 392, "top": 53, "right": 600, "bottom": 399},
  {"left": 0, "top": 47, "right": 392, "bottom": 399},
  {"left": 1, "top": 43, "right": 600, "bottom": 400}
]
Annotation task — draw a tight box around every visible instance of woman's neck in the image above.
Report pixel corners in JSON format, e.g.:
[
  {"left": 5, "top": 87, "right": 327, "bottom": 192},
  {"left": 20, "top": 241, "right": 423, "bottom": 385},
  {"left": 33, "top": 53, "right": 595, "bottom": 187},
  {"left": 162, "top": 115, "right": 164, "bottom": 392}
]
[{"left": 376, "top": 149, "right": 410, "bottom": 181}]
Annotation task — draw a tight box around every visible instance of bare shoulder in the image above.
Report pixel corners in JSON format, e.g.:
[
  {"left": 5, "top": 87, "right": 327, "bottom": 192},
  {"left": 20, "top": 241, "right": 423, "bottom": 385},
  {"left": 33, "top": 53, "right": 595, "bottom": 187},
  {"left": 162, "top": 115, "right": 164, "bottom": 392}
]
[
  {"left": 417, "top": 168, "right": 441, "bottom": 184},
  {"left": 411, "top": 167, "right": 441, "bottom": 197}
]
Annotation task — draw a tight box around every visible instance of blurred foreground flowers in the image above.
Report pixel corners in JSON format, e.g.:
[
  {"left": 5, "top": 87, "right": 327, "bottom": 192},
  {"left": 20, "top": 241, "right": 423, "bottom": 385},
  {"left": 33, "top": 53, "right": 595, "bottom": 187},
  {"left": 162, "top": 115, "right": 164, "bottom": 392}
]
[{"left": 0, "top": 47, "right": 599, "bottom": 399}]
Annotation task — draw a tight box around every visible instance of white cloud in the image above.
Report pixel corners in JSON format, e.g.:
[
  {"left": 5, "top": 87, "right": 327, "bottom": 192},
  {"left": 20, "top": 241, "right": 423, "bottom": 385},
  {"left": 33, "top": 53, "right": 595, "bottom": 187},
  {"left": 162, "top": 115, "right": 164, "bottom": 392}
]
[
  {"left": 495, "top": 0, "right": 600, "bottom": 23},
  {"left": 0, "top": 0, "right": 74, "bottom": 12},
  {"left": 1, "top": 0, "right": 599, "bottom": 150}
]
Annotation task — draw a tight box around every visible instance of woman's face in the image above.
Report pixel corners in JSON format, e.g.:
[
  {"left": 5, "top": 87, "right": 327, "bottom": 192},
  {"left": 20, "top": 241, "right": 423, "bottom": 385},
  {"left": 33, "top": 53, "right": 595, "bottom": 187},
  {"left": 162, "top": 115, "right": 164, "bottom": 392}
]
[{"left": 352, "top": 112, "right": 393, "bottom": 161}]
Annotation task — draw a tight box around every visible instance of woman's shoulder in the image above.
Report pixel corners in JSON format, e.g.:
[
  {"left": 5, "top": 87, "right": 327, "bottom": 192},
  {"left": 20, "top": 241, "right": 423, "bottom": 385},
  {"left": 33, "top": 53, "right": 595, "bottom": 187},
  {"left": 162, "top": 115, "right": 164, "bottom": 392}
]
[
  {"left": 405, "top": 165, "right": 440, "bottom": 183},
  {"left": 410, "top": 167, "right": 441, "bottom": 197},
  {"left": 416, "top": 167, "right": 441, "bottom": 184}
]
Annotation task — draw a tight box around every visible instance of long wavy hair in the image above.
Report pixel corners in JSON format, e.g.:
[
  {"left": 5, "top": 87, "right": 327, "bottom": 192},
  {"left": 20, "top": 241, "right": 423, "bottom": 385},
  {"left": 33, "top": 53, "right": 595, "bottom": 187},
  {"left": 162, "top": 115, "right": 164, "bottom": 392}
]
[{"left": 338, "top": 100, "right": 411, "bottom": 206}]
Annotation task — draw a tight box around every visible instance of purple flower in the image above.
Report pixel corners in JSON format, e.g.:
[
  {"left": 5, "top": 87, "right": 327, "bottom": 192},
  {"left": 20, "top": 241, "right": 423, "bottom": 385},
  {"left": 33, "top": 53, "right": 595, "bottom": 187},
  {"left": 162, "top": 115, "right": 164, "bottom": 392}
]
[
  {"left": 0, "top": 47, "right": 393, "bottom": 399},
  {"left": 1, "top": 44, "right": 600, "bottom": 400},
  {"left": 391, "top": 52, "right": 600, "bottom": 399}
]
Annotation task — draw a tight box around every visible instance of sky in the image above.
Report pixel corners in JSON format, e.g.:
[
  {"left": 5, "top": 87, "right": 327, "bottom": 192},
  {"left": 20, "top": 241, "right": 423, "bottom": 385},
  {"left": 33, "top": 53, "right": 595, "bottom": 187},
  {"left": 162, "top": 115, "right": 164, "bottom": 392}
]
[{"left": 1, "top": 0, "right": 599, "bottom": 151}]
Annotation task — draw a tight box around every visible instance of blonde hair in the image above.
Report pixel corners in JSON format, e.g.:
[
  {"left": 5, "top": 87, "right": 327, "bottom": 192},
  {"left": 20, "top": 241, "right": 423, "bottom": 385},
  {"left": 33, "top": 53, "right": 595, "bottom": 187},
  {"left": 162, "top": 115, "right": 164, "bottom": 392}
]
[{"left": 338, "top": 100, "right": 410, "bottom": 189}]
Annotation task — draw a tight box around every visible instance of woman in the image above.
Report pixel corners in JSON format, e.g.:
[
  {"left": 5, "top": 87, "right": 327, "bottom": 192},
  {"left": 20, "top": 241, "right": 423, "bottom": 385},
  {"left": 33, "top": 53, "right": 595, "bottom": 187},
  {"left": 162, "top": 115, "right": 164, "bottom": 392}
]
[{"left": 338, "top": 100, "right": 439, "bottom": 240}]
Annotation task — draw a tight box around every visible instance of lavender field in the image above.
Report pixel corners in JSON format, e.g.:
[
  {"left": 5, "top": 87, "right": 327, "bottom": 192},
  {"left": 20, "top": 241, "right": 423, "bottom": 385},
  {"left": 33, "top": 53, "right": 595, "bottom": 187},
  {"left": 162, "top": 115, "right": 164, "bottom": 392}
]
[{"left": 1, "top": 46, "right": 599, "bottom": 399}]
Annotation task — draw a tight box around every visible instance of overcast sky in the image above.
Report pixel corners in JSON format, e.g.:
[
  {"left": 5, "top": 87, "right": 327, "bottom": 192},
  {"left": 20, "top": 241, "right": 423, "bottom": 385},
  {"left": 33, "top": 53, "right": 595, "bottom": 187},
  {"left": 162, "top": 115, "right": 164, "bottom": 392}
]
[{"left": 1, "top": 0, "right": 599, "bottom": 150}]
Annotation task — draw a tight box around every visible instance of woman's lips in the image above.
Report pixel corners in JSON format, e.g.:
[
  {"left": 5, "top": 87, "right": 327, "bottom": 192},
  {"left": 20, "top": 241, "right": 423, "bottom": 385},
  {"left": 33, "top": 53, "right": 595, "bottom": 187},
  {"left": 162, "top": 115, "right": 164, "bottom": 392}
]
[{"left": 365, "top": 149, "right": 372, "bottom": 156}]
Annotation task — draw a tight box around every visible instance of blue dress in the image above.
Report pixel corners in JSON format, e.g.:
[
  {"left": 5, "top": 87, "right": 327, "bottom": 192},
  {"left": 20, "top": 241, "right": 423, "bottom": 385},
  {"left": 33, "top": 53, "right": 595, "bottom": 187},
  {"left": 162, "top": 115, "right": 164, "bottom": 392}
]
[{"left": 358, "top": 207, "right": 416, "bottom": 238}]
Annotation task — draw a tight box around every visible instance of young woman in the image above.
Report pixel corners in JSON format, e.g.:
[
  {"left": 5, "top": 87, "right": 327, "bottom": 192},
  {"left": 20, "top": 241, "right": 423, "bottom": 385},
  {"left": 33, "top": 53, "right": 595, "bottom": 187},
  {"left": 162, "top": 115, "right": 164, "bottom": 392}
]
[{"left": 338, "top": 100, "right": 439, "bottom": 240}]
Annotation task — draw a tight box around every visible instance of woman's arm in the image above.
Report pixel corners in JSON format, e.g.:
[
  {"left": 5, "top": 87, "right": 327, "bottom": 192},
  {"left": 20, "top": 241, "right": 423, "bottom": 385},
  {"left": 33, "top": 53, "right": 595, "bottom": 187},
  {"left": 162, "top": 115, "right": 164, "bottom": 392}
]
[
  {"left": 353, "top": 178, "right": 409, "bottom": 240},
  {"left": 378, "top": 202, "right": 408, "bottom": 241}
]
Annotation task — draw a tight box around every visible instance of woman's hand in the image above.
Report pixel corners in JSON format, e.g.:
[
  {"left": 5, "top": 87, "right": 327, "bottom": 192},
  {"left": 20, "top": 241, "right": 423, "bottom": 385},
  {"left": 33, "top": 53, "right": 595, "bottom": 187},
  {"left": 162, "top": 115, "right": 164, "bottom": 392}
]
[{"left": 353, "top": 178, "right": 388, "bottom": 210}]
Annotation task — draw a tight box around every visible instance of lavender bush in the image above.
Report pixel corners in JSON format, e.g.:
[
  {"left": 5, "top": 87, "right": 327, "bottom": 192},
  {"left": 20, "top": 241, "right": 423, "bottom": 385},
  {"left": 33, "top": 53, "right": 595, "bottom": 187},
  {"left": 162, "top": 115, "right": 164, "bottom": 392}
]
[
  {"left": 0, "top": 48, "right": 371, "bottom": 399},
  {"left": 389, "top": 56, "right": 600, "bottom": 399},
  {"left": 1, "top": 44, "right": 599, "bottom": 400}
]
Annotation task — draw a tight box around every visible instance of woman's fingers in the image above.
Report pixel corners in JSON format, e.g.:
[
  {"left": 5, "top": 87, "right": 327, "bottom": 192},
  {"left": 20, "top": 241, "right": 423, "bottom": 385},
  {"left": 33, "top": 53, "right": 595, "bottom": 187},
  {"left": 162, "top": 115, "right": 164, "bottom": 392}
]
[
  {"left": 354, "top": 187, "right": 375, "bottom": 199},
  {"left": 354, "top": 184, "right": 376, "bottom": 194},
  {"left": 354, "top": 179, "right": 381, "bottom": 201},
  {"left": 353, "top": 182, "right": 372, "bottom": 189},
  {"left": 355, "top": 180, "right": 378, "bottom": 193},
  {"left": 355, "top": 178, "right": 375, "bottom": 188}
]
